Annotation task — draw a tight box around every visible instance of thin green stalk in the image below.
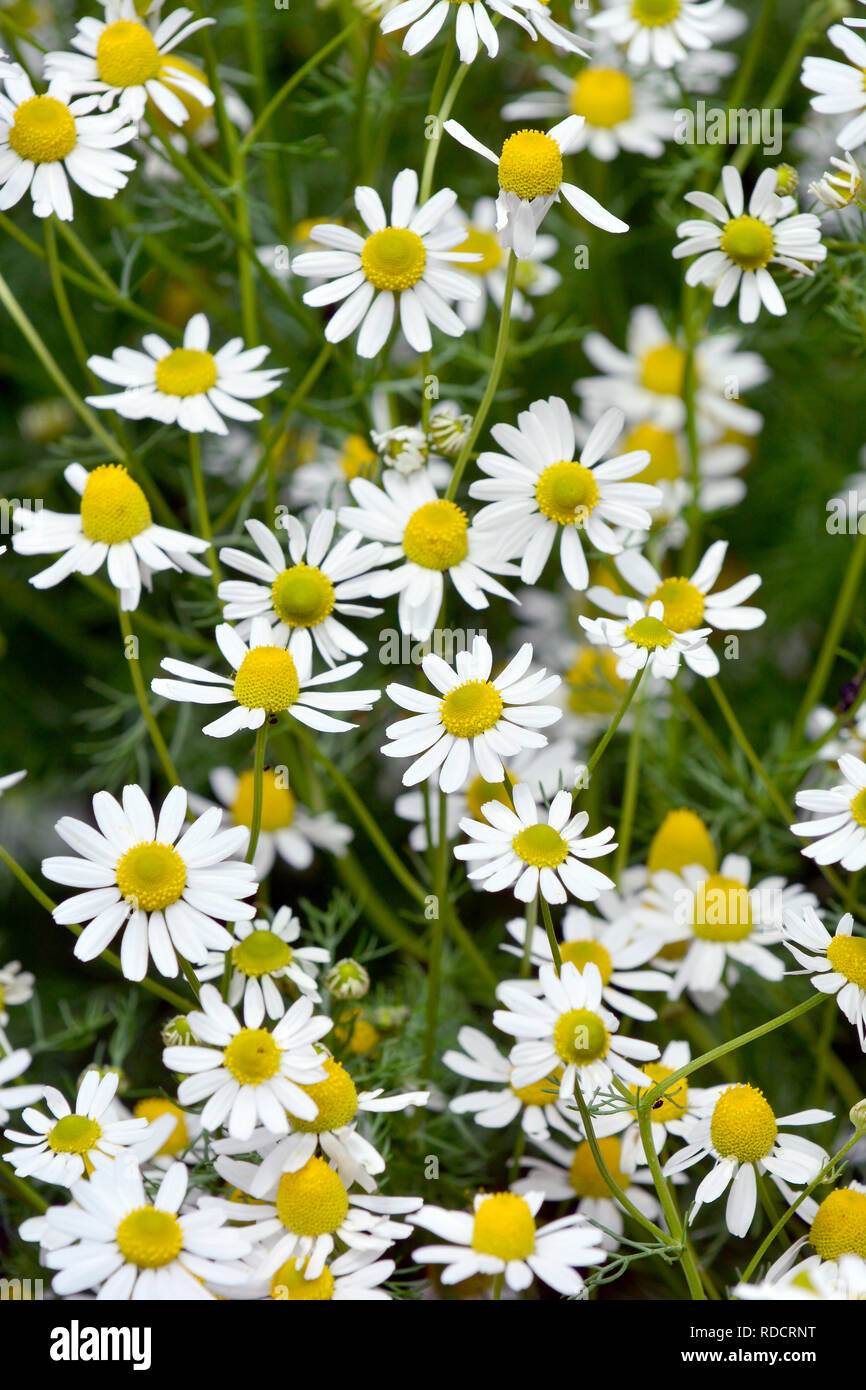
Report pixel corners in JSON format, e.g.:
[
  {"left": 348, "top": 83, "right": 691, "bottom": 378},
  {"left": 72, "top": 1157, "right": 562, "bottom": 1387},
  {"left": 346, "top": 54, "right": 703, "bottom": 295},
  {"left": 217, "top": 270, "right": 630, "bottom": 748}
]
[
  {"left": 789, "top": 526, "right": 866, "bottom": 748},
  {"left": 419, "top": 35, "right": 458, "bottom": 204},
  {"left": 118, "top": 606, "right": 181, "bottom": 788},
  {"left": 446, "top": 252, "right": 517, "bottom": 501},
  {"left": 540, "top": 895, "right": 562, "bottom": 975},
  {"left": 707, "top": 676, "right": 791, "bottom": 822},
  {"left": 636, "top": 1098, "right": 705, "bottom": 1299},
  {"left": 238, "top": 18, "right": 361, "bottom": 157},
  {"left": 583, "top": 667, "right": 646, "bottom": 786},
  {"left": 0, "top": 1161, "right": 48, "bottom": 1214},
  {"left": 614, "top": 690, "right": 644, "bottom": 879},
  {"left": 245, "top": 723, "right": 268, "bottom": 865},
  {"left": 189, "top": 434, "right": 220, "bottom": 592},
  {"left": 573, "top": 1084, "right": 669, "bottom": 1242},
  {"left": 422, "top": 789, "right": 449, "bottom": 1078},
  {"left": 44, "top": 219, "right": 92, "bottom": 378},
  {"left": 519, "top": 896, "right": 538, "bottom": 979}
]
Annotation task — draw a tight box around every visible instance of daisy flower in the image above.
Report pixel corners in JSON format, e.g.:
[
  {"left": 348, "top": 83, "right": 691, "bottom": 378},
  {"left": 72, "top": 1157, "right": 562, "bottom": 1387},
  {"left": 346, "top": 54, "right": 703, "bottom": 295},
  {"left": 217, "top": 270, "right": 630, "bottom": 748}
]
[
  {"left": 802, "top": 26, "right": 866, "bottom": 153},
  {"left": 0, "top": 960, "right": 34, "bottom": 1026},
  {"left": 86, "top": 313, "right": 283, "bottom": 435},
  {"left": 809, "top": 151, "right": 866, "bottom": 212},
  {"left": 151, "top": 618, "right": 381, "bottom": 739},
  {"left": 443, "top": 1026, "right": 573, "bottom": 1141},
  {"left": 444, "top": 115, "right": 628, "bottom": 258},
  {"left": 793, "top": 1182, "right": 866, "bottom": 1265},
  {"left": 791, "top": 754, "right": 866, "bottom": 871},
  {"left": 673, "top": 165, "right": 826, "bottom": 323},
  {"left": 44, "top": 0, "right": 215, "bottom": 124},
  {"left": 734, "top": 1251, "right": 866, "bottom": 1301},
  {"left": 12, "top": 462, "right": 210, "bottom": 611},
  {"left": 162, "top": 984, "right": 331, "bottom": 1141},
  {"left": 512, "top": 1133, "right": 660, "bottom": 1248},
  {"left": 264, "top": 1251, "right": 397, "bottom": 1301},
  {"left": 580, "top": 595, "right": 719, "bottom": 680},
  {"left": 197, "top": 906, "right": 331, "bottom": 1023},
  {"left": 0, "top": 70, "right": 136, "bottom": 220},
  {"left": 469, "top": 398, "right": 660, "bottom": 590},
  {"left": 494, "top": 961, "right": 659, "bottom": 1102},
  {"left": 0, "top": 1049, "right": 43, "bottom": 1126},
  {"left": 456, "top": 784, "right": 617, "bottom": 906},
  {"left": 781, "top": 907, "right": 866, "bottom": 1050},
  {"left": 217, "top": 512, "right": 387, "bottom": 669},
  {"left": 196, "top": 765, "right": 352, "bottom": 879},
  {"left": 587, "top": 0, "right": 745, "bottom": 70},
  {"left": 42, "top": 783, "right": 258, "bottom": 983},
  {"left": 411, "top": 1189, "right": 606, "bottom": 1294},
  {"left": 379, "top": 0, "right": 585, "bottom": 64},
  {"left": 452, "top": 197, "right": 560, "bottom": 329},
  {"left": 23, "top": 1157, "right": 254, "bottom": 1299},
  {"left": 664, "top": 1083, "right": 833, "bottom": 1237},
  {"left": 338, "top": 469, "right": 516, "bottom": 642},
  {"left": 382, "top": 635, "right": 561, "bottom": 794},
  {"left": 292, "top": 169, "right": 480, "bottom": 359}
]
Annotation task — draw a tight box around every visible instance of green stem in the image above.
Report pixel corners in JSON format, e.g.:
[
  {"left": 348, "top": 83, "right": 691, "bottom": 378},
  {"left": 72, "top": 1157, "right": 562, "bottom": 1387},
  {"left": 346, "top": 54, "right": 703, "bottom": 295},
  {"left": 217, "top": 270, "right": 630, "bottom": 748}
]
[
  {"left": 118, "top": 606, "right": 181, "bottom": 788},
  {"left": 636, "top": 1097, "right": 705, "bottom": 1299},
  {"left": 614, "top": 690, "right": 644, "bottom": 879},
  {"left": 0, "top": 1159, "right": 48, "bottom": 1214},
  {"left": 246, "top": 723, "right": 268, "bottom": 865},
  {"left": 573, "top": 1084, "right": 668, "bottom": 1242},
  {"left": 422, "top": 789, "right": 449, "bottom": 1079},
  {"left": 238, "top": 18, "right": 361, "bottom": 157},
  {"left": 419, "top": 36, "right": 459, "bottom": 204},
  {"left": 789, "top": 526, "right": 866, "bottom": 748},
  {"left": 583, "top": 667, "right": 646, "bottom": 786},
  {"left": 540, "top": 895, "right": 562, "bottom": 975},
  {"left": 44, "top": 219, "right": 91, "bottom": 378},
  {"left": 707, "top": 676, "right": 790, "bottom": 822},
  {"left": 189, "top": 434, "right": 220, "bottom": 593}
]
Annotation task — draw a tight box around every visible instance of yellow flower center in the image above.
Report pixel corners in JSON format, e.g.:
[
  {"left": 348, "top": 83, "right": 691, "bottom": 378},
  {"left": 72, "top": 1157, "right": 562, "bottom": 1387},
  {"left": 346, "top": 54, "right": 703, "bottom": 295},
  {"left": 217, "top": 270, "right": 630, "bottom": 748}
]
[
  {"left": 223, "top": 1028, "right": 282, "bottom": 1085},
  {"left": 232, "top": 929, "right": 293, "bottom": 979},
  {"left": 632, "top": 0, "right": 680, "bottom": 24},
  {"left": 623, "top": 615, "right": 673, "bottom": 649},
  {"left": 339, "top": 433, "right": 376, "bottom": 480},
  {"left": 337, "top": 1016, "right": 381, "bottom": 1055},
  {"left": 850, "top": 788, "right": 866, "bottom": 827},
  {"left": 693, "top": 874, "right": 752, "bottom": 942},
  {"left": 465, "top": 774, "right": 513, "bottom": 823},
  {"left": 640, "top": 344, "right": 686, "bottom": 396},
  {"left": 360, "top": 227, "right": 426, "bottom": 292},
  {"left": 455, "top": 225, "right": 503, "bottom": 275},
  {"left": 623, "top": 423, "right": 682, "bottom": 484},
  {"left": 631, "top": 1062, "right": 689, "bottom": 1124},
  {"left": 154, "top": 347, "right": 218, "bottom": 397},
  {"left": 116, "top": 1207, "right": 184, "bottom": 1269},
  {"left": 402, "top": 499, "right": 468, "bottom": 570},
  {"left": 649, "top": 577, "right": 705, "bottom": 633},
  {"left": 560, "top": 939, "right": 614, "bottom": 985},
  {"left": 648, "top": 809, "right": 717, "bottom": 875},
  {"left": 439, "top": 679, "right": 504, "bottom": 738},
  {"left": 710, "top": 1083, "right": 777, "bottom": 1163},
  {"left": 231, "top": 768, "right": 296, "bottom": 832},
  {"left": 47, "top": 1113, "right": 102, "bottom": 1155},
  {"left": 511, "top": 823, "right": 569, "bottom": 869},
  {"left": 535, "top": 460, "right": 600, "bottom": 527},
  {"left": 271, "top": 564, "right": 336, "bottom": 629},
  {"left": 510, "top": 1069, "right": 562, "bottom": 1107},
  {"left": 720, "top": 216, "right": 775, "bottom": 271},
  {"left": 290, "top": 1058, "right": 359, "bottom": 1133},
  {"left": 810, "top": 1188, "right": 866, "bottom": 1260},
  {"left": 8, "top": 95, "right": 77, "bottom": 164},
  {"left": 79, "top": 464, "right": 152, "bottom": 545},
  {"left": 498, "top": 130, "right": 562, "bottom": 201},
  {"left": 471, "top": 1192, "right": 536, "bottom": 1261},
  {"left": 566, "top": 648, "right": 625, "bottom": 717},
  {"left": 115, "top": 841, "right": 186, "bottom": 912},
  {"left": 275, "top": 1157, "right": 349, "bottom": 1236},
  {"left": 233, "top": 646, "right": 300, "bottom": 712},
  {"left": 553, "top": 1007, "right": 610, "bottom": 1066},
  {"left": 570, "top": 69, "right": 633, "bottom": 128},
  {"left": 827, "top": 932, "right": 866, "bottom": 990},
  {"left": 96, "top": 19, "right": 161, "bottom": 87},
  {"left": 149, "top": 56, "right": 211, "bottom": 134},
  {"left": 133, "top": 1098, "right": 188, "bottom": 1157},
  {"left": 569, "top": 1135, "right": 627, "bottom": 1198},
  {"left": 271, "top": 1257, "right": 335, "bottom": 1300}
]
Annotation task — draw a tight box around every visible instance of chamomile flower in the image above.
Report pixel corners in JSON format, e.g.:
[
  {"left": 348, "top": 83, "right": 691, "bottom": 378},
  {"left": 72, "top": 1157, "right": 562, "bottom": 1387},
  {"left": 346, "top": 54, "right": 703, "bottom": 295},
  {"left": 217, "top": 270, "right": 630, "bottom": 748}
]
[
  {"left": 587, "top": 0, "right": 745, "bottom": 69},
  {"left": 253, "top": 1250, "right": 398, "bottom": 1301},
  {"left": 444, "top": 116, "right": 628, "bottom": 258},
  {"left": 292, "top": 169, "right": 480, "bottom": 358},
  {"left": 664, "top": 1084, "right": 833, "bottom": 1237},
  {"left": 734, "top": 1251, "right": 866, "bottom": 1301},
  {"left": 382, "top": 635, "right": 561, "bottom": 794},
  {"left": 42, "top": 784, "right": 258, "bottom": 983},
  {"left": 809, "top": 151, "right": 866, "bottom": 211},
  {"left": 25, "top": 1157, "right": 254, "bottom": 1299},
  {"left": 512, "top": 1133, "right": 659, "bottom": 1247},
  {"left": 217, "top": 512, "right": 386, "bottom": 669},
  {"left": 802, "top": 26, "right": 866, "bottom": 153},
  {"left": 781, "top": 908, "right": 866, "bottom": 1050},
  {"left": 151, "top": 618, "right": 381, "bottom": 739},
  {"left": 469, "top": 399, "right": 659, "bottom": 590},
  {"left": 12, "top": 462, "right": 210, "bottom": 611},
  {"left": 791, "top": 754, "right": 866, "bottom": 871},
  {"left": 162, "top": 984, "right": 331, "bottom": 1141},
  {"left": 86, "top": 313, "right": 284, "bottom": 435},
  {"left": 0, "top": 70, "right": 136, "bottom": 220},
  {"left": 0, "top": 1049, "right": 43, "bottom": 1127},
  {"left": 673, "top": 165, "right": 826, "bottom": 323},
  {"left": 338, "top": 470, "right": 516, "bottom": 641},
  {"left": 0, "top": 960, "right": 34, "bottom": 1026},
  {"left": 411, "top": 1189, "right": 606, "bottom": 1293},
  {"left": 452, "top": 198, "right": 560, "bottom": 329},
  {"left": 456, "top": 784, "right": 617, "bottom": 906},
  {"left": 379, "top": 0, "right": 585, "bottom": 64},
  {"left": 443, "top": 1026, "right": 572, "bottom": 1141},
  {"left": 580, "top": 595, "right": 719, "bottom": 679},
  {"left": 795, "top": 1182, "right": 866, "bottom": 1263},
  {"left": 494, "top": 961, "right": 659, "bottom": 1101},
  {"left": 44, "top": 0, "right": 215, "bottom": 124},
  {"left": 197, "top": 907, "right": 331, "bottom": 1024},
  {"left": 198, "top": 766, "right": 352, "bottom": 878}
]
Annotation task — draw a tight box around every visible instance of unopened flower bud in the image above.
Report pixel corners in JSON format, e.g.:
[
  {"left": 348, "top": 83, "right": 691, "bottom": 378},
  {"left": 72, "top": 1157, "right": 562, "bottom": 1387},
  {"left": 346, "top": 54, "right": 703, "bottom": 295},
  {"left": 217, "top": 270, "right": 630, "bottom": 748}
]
[{"left": 325, "top": 958, "right": 370, "bottom": 1000}]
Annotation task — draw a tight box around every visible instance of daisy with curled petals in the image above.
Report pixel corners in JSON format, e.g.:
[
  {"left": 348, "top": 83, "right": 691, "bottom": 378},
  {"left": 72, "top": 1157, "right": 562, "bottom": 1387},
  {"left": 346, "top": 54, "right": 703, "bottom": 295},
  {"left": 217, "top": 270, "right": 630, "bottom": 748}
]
[
  {"left": 781, "top": 907, "right": 866, "bottom": 1050},
  {"left": 0, "top": 1049, "right": 43, "bottom": 1127},
  {"left": 44, "top": 0, "right": 215, "bottom": 124},
  {"left": 411, "top": 1189, "right": 606, "bottom": 1293},
  {"left": 512, "top": 1133, "right": 660, "bottom": 1249},
  {"left": 587, "top": 0, "right": 745, "bottom": 70},
  {"left": 444, "top": 115, "right": 628, "bottom": 258},
  {"left": 673, "top": 165, "right": 826, "bottom": 323},
  {"left": 791, "top": 754, "right": 866, "bottom": 871},
  {"left": 338, "top": 470, "right": 516, "bottom": 642},
  {"left": 22, "top": 1157, "right": 254, "bottom": 1299},
  {"left": 801, "top": 26, "right": 866, "bottom": 153},
  {"left": 12, "top": 462, "right": 210, "bottom": 611},
  {"left": 382, "top": 635, "right": 561, "bottom": 795},
  {"left": 469, "top": 398, "right": 660, "bottom": 590},
  {"left": 380, "top": 0, "right": 585, "bottom": 63},
  {"left": 0, "top": 70, "right": 136, "bottom": 220},
  {"left": 292, "top": 169, "right": 480, "bottom": 359},
  {"left": 663, "top": 1083, "right": 832, "bottom": 1238},
  {"left": 259, "top": 1251, "right": 397, "bottom": 1302},
  {"left": 494, "top": 961, "right": 659, "bottom": 1102},
  {"left": 86, "top": 313, "right": 283, "bottom": 435},
  {"left": 162, "top": 984, "right": 331, "bottom": 1141},
  {"left": 197, "top": 906, "right": 331, "bottom": 1023},
  {"left": 151, "top": 618, "right": 381, "bottom": 739},
  {"left": 42, "top": 784, "right": 258, "bottom": 983},
  {"left": 217, "top": 512, "right": 387, "bottom": 669},
  {"left": 580, "top": 594, "right": 718, "bottom": 680},
  {"left": 197, "top": 766, "right": 352, "bottom": 878},
  {"left": 443, "top": 1026, "right": 573, "bottom": 1142}
]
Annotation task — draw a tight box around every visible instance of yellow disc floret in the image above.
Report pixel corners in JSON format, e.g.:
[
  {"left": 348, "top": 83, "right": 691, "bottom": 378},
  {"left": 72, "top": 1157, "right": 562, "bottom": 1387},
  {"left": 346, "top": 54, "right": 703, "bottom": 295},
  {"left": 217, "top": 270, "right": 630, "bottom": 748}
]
[
  {"left": 271, "top": 564, "right": 336, "bottom": 629},
  {"left": 80, "top": 464, "right": 152, "bottom": 545},
  {"left": 850, "top": 788, "right": 866, "bottom": 828},
  {"left": 498, "top": 130, "right": 562, "bottom": 201},
  {"left": 569, "top": 1135, "right": 627, "bottom": 1198},
  {"left": 560, "top": 939, "right": 614, "bottom": 985},
  {"left": 623, "top": 423, "right": 682, "bottom": 484},
  {"left": 271, "top": 1257, "right": 335, "bottom": 1300},
  {"left": 640, "top": 343, "right": 686, "bottom": 396},
  {"left": 720, "top": 216, "right": 775, "bottom": 271},
  {"left": 632, "top": 1062, "right": 689, "bottom": 1124},
  {"left": 553, "top": 1007, "right": 609, "bottom": 1066},
  {"left": 231, "top": 768, "right": 296, "bottom": 831},
  {"left": 571, "top": 69, "right": 632, "bottom": 128},
  {"left": 116, "top": 1207, "right": 184, "bottom": 1269},
  {"left": 693, "top": 874, "right": 752, "bottom": 942},
  {"left": 361, "top": 227, "right": 426, "bottom": 292},
  {"left": 465, "top": 775, "right": 513, "bottom": 823},
  {"left": 290, "top": 1058, "right": 359, "bottom": 1133},
  {"left": 566, "top": 647, "right": 625, "bottom": 717},
  {"left": 48, "top": 1114, "right": 101, "bottom": 1155},
  {"left": 535, "top": 460, "right": 600, "bottom": 526},
  {"left": 624, "top": 615, "right": 673, "bottom": 649},
  {"left": 338, "top": 433, "right": 376, "bottom": 480},
  {"left": 233, "top": 646, "right": 300, "bottom": 712},
  {"left": 827, "top": 931, "right": 866, "bottom": 990},
  {"left": 133, "top": 1098, "right": 188, "bottom": 1157},
  {"left": 455, "top": 225, "right": 503, "bottom": 275},
  {"left": 8, "top": 95, "right": 77, "bottom": 163},
  {"left": 471, "top": 1192, "right": 536, "bottom": 1261},
  {"left": 511, "top": 1070, "right": 562, "bottom": 1107},
  {"left": 648, "top": 809, "right": 717, "bottom": 875},
  {"left": 150, "top": 56, "right": 211, "bottom": 134},
  {"left": 223, "top": 1028, "right": 282, "bottom": 1085},
  {"left": 710, "top": 1083, "right": 777, "bottom": 1163},
  {"left": 632, "top": 0, "right": 680, "bottom": 25},
  {"left": 275, "top": 1156, "right": 350, "bottom": 1236},
  {"left": 650, "top": 577, "right": 705, "bottom": 633},
  {"left": 810, "top": 1187, "right": 866, "bottom": 1260},
  {"left": 115, "top": 841, "right": 186, "bottom": 912},
  {"left": 96, "top": 19, "right": 161, "bottom": 87},
  {"left": 154, "top": 347, "right": 218, "bottom": 397},
  {"left": 402, "top": 499, "right": 468, "bottom": 569},
  {"left": 232, "top": 930, "right": 293, "bottom": 978},
  {"left": 512, "top": 823, "right": 569, "bottom": 869},
  {"left": 439, "top": 680, "right": 504, "bottom": 738}
]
